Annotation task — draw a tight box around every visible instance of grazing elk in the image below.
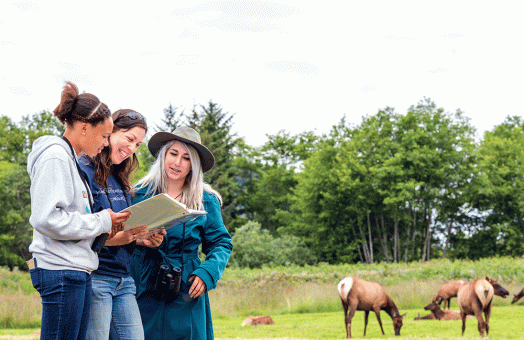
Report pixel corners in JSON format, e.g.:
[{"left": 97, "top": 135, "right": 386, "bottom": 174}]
[
  {"left": 337, "top": 276, "right": 405, "bottom": 338},
  {"left": 511, "top": 286, "right": 524, "bottom": 304},
  {"left": 241, "top": 316, "right": 275, "bottom": 326},
  {"left": 457, "top": 277, "right": 508, "bottom": 337},
  {"left": 424, "top": 302, "right": 471, "bottom": 320},
  {"left": 432, "top": 280, "right": 465, "bottom": 309}
]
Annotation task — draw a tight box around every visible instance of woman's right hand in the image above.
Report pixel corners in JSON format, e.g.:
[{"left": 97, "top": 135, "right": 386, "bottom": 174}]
[{"left": 106, "top": 209, "right": 131, "bottom": 238}]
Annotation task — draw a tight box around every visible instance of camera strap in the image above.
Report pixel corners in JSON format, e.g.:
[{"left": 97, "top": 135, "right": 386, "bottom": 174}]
[{"left": 61, "top": 136, "right": 94, "bottom": 213}]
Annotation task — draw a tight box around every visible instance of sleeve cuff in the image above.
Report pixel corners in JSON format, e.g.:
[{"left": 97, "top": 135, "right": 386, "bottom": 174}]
[
  {"left": 192, "top": 268, "right": 215, "bottom": 291},
  {"left": 98, "top": 209, "right": 112, "bottom": 233}
]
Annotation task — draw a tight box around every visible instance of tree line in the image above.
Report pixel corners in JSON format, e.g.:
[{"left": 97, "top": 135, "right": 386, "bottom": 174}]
[{"left": 1, "top": 98, "right": 523, "bottom": 270}]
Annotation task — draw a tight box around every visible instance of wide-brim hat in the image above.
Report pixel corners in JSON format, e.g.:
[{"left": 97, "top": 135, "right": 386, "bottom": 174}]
[{"left": 148, "top": 127, "right": 215, "bottom": 172}]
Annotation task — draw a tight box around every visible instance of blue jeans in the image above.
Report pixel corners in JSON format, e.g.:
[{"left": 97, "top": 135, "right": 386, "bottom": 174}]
[
  {"left": 30, "top": 268, "right": 92, "bottom": 340},
  {"left": 87, "top": 274, "right": 144, "bottom": 340}
]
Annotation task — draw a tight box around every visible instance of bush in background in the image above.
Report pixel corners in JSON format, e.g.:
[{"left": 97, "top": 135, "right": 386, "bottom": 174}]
[{"left": 229, "top": 221, "right": 317, "bottom": 268}]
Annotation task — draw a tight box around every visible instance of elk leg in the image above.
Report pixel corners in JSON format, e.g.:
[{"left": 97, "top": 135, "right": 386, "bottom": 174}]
[
  {"left": 363, "top": 311, "right": 369, "bottom": 336},
  {"left": 473, "top": 308, "right": 486, "bottom": 337},
  {"left": 341, "top": 300, "right": 349, "bottom": 339},
  {"left": 460, "top": 311, "right": 467, "bottom": 336},
  {"left": 346, "top": 301, "right": 358, "bottom": 339},
  {"left": 484, "top": 301, "right": 492, "bottom": 336},
  {"left": 373, "top": 307, "right": 385, "bottom": 335},
  {"left": 346, "top": 309, "right": 357, "bottom": 338},
  {"left": 446, "top": 298, "right": 450, "bottom": 309}
]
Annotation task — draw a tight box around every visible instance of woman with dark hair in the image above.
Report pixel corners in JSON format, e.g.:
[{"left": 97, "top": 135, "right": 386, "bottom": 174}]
[
  {"left": 27, "top": 82, "right": 131, "bottom": 340},
  {"left": 79, "top": 109, "right": 166, "bottom": 340},
  {"left": 130, "top": 126, "right": 232, "bottom": 340}
]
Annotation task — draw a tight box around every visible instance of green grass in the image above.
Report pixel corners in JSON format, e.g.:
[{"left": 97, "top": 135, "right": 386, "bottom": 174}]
[
  {"left": 213, "top": 306, "right": 524, "bottom": 339},
  {"left": 0, "top": 268, "right": 41, "bottom": 329},
  {"left": 4, "top": 307, "right": 522, "bottom": 340},
  {"left": 0, "top": 268, "right": 34, "bottom": 295},
  {"left": 0, "top": 328, "right": 39, "bottom": 340},
  {"left": 2, "top": 256, "right": 524, "bottom": 338}
]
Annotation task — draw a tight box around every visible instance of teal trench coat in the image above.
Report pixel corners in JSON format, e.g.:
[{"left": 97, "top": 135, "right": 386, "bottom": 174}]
[{"left": 130, "top": 187, "right": 232, "bottom": 340}]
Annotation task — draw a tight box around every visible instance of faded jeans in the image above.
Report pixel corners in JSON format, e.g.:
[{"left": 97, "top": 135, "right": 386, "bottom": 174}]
[
  {"left": 86, "top": 274, "right": 144, "bottom": 340},
  {"left": 30, "top": 268, "right": 92, "bottom": 340}
]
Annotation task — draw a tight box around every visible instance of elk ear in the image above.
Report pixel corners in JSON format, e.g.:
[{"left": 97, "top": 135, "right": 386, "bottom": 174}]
[
  {"left": 401, "top": 313, "right": 407, "bottom": 319},
  {"left": 485, "top": 276, "right": 489, "bottom": 280}
]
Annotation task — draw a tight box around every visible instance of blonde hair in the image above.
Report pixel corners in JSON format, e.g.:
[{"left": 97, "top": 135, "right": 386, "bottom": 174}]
[{"left": 134, "top": 140, "right": 222, "bottom": 210}]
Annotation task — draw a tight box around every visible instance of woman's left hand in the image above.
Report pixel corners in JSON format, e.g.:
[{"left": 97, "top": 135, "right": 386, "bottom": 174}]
[
  {"left": 188, "top": 275, "right": 207, "bottom": 298},
  {"left": 137, "top": 229, "right": 166, "bottom": 248},
  {"left": 104, "top": 225, "right": 148, "bottom": 246}
]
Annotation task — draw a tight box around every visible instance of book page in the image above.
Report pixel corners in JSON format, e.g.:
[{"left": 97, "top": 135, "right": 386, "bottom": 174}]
[{"left": 121, "top": 193, "right": 204, "bottom": 232}]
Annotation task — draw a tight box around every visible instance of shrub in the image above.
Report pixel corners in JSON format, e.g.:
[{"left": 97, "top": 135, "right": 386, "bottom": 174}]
[{"left": 229, "top": 221, "right": 317, "bottom": 268}]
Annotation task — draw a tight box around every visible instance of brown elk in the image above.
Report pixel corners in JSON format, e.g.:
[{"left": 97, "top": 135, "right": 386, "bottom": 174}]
[
  {"left": 424, "top": 302, "right": 472, "bottom": 320},
  {"left": 511, "top": 286, "right": 524, "bottom": 304},
  {"left": 241, "top": 316, "right": 274, "bottom": 326},
  {"left": 487, "top": 277, "right": 509, "bottom": 299},
  {"left": 432, "top": 280, "right": 465, "bottom": 309},
  {"left": 337, "top": 276, "right": 405, "bottom": 338},
  {"left": 413, "top": 312, "right": 436, "bottom": 320},
  {"left": 457, "top": 277, "right": 509, "bottom": 337}
]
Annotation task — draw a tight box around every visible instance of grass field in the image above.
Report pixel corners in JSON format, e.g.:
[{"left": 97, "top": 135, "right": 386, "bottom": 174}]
[
  {"left": 2, "top": 306, "right": 524, "bottom": 339},
  {"left": 2, "top": 257, "right": 524, "bottom": 339},
  {"left": 212, "top": 306, "right": 524, "bottom": 339}
]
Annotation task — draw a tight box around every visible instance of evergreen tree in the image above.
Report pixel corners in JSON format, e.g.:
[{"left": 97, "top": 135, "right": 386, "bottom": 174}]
[{"left": 154, "top": 103, "right": 184, "bottom": 133}]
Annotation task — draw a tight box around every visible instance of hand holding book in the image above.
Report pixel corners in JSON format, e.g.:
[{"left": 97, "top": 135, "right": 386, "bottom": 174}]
[{"left": 121, "top": 194, "right": 206, "bottom": 237}]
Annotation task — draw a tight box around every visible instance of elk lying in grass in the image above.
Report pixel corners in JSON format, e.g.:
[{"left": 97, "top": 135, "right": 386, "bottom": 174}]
[
  {"left": 457, "top": 277, "right": 509, "bottom": 337},
  {"left": 424, "top": 302, "right": 471, "bottom": 320},
  {"left": 241, "top": 316, "right": 274, "bottom": 326},
  {"left": 337, "top": 276, "right": 405, "bottom": 338},
  {"left": 511, "top": 286, "right": 524, "bottom": 304},
  {"left": 413, "top": 312, "right": 436, "bottom": 320},
  {"left": 432, "top": 280, "right": 465, "bottom": 309}
]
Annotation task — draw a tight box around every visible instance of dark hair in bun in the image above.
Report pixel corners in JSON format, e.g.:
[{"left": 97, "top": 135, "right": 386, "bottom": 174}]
[{"left": 53, "top": 81, "right": 111, "bottom": 126}]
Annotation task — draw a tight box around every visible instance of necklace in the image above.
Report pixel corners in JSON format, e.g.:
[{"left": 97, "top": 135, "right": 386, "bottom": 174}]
[{"left": 175, "top": 192, "right": 182, "bottom": 200}]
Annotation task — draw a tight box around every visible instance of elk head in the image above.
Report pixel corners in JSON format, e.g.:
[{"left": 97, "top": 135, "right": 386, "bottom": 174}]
[
  {"left": 424, "top": 302, "right": 438, "bottom": 312},
  {"left": 486, "top": 277, "right": 509, "bottom": 298},
  {"left": 392, "top": 313, "right": 406, "bottom": 336}
]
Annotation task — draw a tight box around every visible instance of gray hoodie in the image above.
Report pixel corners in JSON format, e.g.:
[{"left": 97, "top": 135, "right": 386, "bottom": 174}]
[{"left": 27, "top": 135, "right": 111, "bottom": 273}]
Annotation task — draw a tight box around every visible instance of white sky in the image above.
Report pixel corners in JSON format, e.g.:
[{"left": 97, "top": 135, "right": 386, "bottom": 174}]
[{"left": 1, "top": 1, "right": 523, "bottom": 147}]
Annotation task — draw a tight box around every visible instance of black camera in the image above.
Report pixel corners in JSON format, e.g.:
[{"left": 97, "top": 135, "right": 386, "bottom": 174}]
[{"left": 154, "top": 264, "right": 182, "bottom": 299}]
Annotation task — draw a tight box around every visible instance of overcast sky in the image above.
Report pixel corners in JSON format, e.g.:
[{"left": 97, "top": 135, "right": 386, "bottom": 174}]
[{"left": 1, "top": 1, "right": 523, "bottom": 146}]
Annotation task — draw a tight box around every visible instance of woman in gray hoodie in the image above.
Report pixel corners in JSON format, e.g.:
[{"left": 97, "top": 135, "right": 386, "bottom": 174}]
[{"left": 27, "top": 82, "right": 131, "bottom": 340}]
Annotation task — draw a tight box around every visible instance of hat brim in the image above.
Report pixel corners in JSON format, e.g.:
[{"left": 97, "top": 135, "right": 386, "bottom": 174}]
[{"left": 148, "top": 131, "right": 215, "bottom": 172}]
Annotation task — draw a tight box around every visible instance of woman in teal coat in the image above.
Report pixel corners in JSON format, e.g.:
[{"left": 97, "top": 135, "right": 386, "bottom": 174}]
[{"left": 130, "top": 127, "right": 232, "bottom": 340}]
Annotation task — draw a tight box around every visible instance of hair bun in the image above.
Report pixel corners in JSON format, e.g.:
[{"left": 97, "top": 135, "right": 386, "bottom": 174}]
[{"left": 53, "top": 81, "right": 79, "bottom": 124}]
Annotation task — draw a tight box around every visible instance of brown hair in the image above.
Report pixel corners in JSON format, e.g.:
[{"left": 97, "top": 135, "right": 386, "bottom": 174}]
[
  {"left": 53, "top": 81, "right": 111, "bottom": 126},
  {"left": 92, "top": 109, "right": 148, "bottom": 191}
]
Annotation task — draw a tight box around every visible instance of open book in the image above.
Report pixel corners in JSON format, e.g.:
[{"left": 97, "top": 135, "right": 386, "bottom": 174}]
[{"left": 121, "top": 193, "right": 206, "bottom": 236}]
